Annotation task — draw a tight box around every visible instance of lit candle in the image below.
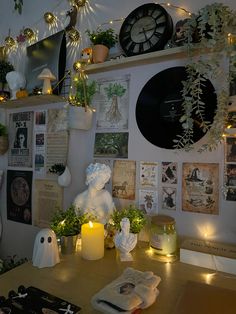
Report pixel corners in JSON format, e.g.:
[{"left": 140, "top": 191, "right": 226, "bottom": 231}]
[{"left": 81, "top": 221, "right": 104, "bottom": 260}]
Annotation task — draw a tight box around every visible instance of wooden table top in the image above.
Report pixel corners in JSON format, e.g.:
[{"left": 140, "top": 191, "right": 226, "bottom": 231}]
[{"left": 0, "top": 242, "right": 236, "bottom": 313}]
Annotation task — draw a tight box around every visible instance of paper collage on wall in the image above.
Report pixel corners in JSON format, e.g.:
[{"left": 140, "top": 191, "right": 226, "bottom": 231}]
[
  {"left": 94, "top": 132, "right": 128, "bottom": 158},
  {"left": 139, "top": 189, "right": 158, "bottom": 215},
  {"left": 162, "top": 187, "right": 176, "bottom": 210},
  {"left": 8, "top": 111, "right": 34, "bottom": 167},
  {"left": 34, "top": 110, "right": 46, "bottom": 176},
  {"left": 95, "top": 76, "right": 130, "bottom": 130},
  {"left": 182, "top": 163, "right": 219, "bottom": 214},
  {"left": 7, "top": 170, "right": 33, "bottom": 224},
  {"left": 224, "top": 136, "right": 236, "bottom": 201}
]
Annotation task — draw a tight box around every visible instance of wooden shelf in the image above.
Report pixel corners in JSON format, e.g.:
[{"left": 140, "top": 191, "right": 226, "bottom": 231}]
[
  {"left": 86, "top": 46, "right": 188, "bottom": 73},
  {"left": 0, "top": 94, "right": 65, "bottom": 109}
]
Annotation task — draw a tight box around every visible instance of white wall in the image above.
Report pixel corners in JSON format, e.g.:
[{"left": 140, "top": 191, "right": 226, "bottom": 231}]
[{"left": 0, "top": 0, "right": 236, "bottom": 259}]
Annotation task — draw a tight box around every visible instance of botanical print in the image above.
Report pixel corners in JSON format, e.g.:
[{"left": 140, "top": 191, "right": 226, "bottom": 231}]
[
  {"left": 94, "top": 132, "right": 128, "bottom": 158},
  {"left": 112, "top": 160, "right": 136, "bottom": 200},
  {"left": 225, "top": 137, "right": 236, "bottom": 162},
  {"left": 182, "top": 163, "right": 219, "bottom": 215},
  {"left": 162, "top": 187, "right": 176, "bottom": 210},
  {"left": 95, "top": 76, "right": 130, "bottom": 129},
  {"left": 139, "top": 161, "right": 158, "bottom": 187},
  {"left": 225, "top": 164, "right": 236, "bottom": 187},
  {"left": 139, "top": 189, "right": 158, "bottom": 215},
  {"left": 162, "top": 162, "right": 177, "bottom": 184}
]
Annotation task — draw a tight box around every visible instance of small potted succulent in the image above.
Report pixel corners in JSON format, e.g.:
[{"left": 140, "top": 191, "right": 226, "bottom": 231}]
[
  {"left": 0, "top": 123, "right": 8, "bottom": 155},
  {"left": 50, "top": 204, "right": 91, "bottom": 254},
  {"left": 86, "top": 28, "right": 118, "bottom": 63},
  {"left": 48, "top": 163, "right": 71, "bottom": 187}
]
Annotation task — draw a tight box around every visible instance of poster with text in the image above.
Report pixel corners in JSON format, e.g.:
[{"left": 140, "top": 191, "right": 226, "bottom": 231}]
[
  {"left": 182, "top": 163, "right": 219, "bottom": 214},
  {"left": 7, "top": 170, "right": 32, "bottom": 224},
  {"left": 95, "top": 76, "right": 130, "bottom": 130},
  {"left": 139, "top": 161, "right": 158, "bottom": 187},
  {"left": 8, "top": 111, "right": 33, "bottom": 167},
  {"left": 139, "top": 189, "right": 158, "bottom": 214},
  {"left": 112, "top": 160, "right": 136, "bottom": 200}
]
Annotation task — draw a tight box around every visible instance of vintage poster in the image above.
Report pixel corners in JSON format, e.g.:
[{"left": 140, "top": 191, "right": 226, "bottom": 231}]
[
  {"left": 225, "top": 164, "right": 236, "bottom": 187},
  {"left": 226, "top": 187, "right": 236, "bottom": 201},
  {"left": 34, "top": 179, "right": 63, "bottom": 227},
  {"left": 139, "top": 189, "right": 158, "bottom": 215},
  {"left": 162, "top": 187, "right": 176, "bottom": 210},
  {"left": 8, "top": 111, "right": 33, "bottom": 167},
  {"left": 162, "top": 162, "right": 178, "bottom": 184},
  {"left": 182, "top": 163, "right": 219, "bottom": 214},
  {"left": 139, "top": 161, "right": 158, "bottom": 187},
  {"left": 112, "top": 160, "right": 136, "bottom": 200},
  {"left": 94, "top": 132, "right": 128, "bottom": 158},
  {"left": 95, "top": 76, "right": 130, "bottom": 130},
  {"left": 35, "top": 133, "right": 45, "bottom": 175},
  {"left": 7, "top": 170, "right": 33, "bottom": 224},
  {"left": 35, "top": 110, "right": 46, "bottom": 132},
  {"left": 225, "top": 137, "right": 236, "bottom": 162}
]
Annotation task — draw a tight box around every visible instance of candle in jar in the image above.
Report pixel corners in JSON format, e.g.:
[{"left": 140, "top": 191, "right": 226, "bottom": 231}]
[{"left": 81, "top": 221, "right": 104, "bottom": 260}]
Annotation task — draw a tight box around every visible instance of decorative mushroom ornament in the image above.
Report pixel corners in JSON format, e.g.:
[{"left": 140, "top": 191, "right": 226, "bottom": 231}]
[{"left": 37, "top": 68, "right": 56, "bottom": 94}]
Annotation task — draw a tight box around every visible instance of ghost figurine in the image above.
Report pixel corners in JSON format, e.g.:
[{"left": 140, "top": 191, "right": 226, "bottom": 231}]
[{"left": 32, "top": 228, "right": 60, "bottom": 268}]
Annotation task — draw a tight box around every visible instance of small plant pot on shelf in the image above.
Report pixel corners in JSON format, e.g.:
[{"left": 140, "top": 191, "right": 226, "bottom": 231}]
[
  {"left": 92, "top": 44, "right": 109, "bottom": 63},
  {"left": 60, "top": 234, "right": 78, "bottom": 255},
  {"left": 68, "top": 106, "right": 93, "bottom": 130},
  {"left": 57, "top": 166, "right": 71, "bottom": 187},
  {"left": 0, "top": 135, "right": 8, "bottom": 155}
]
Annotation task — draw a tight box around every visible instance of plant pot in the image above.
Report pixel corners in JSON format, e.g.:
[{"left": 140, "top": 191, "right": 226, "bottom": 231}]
[
  {"left": 68, "top": 105, "right": 93, "bottom": 130},
  {"left": 92, "top": 44, "right": 109, "bottom": 63},
  {"left": 57, "top": 166, "right": 71, "bottom": 187},
  {"left": 0, "top": 135, "right": 8, "bottom": 155},
  {"left": 60, "top": 235, "right": 78, "bottom": 255}
]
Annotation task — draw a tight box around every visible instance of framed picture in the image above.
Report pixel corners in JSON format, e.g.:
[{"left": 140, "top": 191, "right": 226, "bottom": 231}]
[
  {"left": 94, "top": 132, "right": 128, "bottom": 158},
  {"left": 225, "top": 137, "right": 236, "bottom": 162}
]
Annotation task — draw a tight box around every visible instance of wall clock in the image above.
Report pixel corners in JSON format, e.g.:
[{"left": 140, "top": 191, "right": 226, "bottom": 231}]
[{"left": 119, "top": 3, "right": 173, "bottom": 56}]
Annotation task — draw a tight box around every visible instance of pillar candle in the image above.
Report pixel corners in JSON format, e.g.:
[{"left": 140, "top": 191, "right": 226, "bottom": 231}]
[{"left": 81, "top": 222, "right": 104, "bottom": 260}]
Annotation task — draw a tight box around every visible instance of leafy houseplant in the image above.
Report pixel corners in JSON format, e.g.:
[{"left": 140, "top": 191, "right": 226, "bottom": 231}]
[
  {"left": 86, "top": 28, "right": 118, "bottom": 49},
  {"left": 174, "top": 3, "right": 236, "bottom": 152},
  {"left": 111, "top": 205, "right": 147, "bottom": 234},
  {"left": 48, "top": 163, "right": 65, "bottom": 176}
]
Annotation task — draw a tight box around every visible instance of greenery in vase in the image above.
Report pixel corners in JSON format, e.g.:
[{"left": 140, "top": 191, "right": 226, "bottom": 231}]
[
  {"left": 0, "top": 123, "right": 8, "bottom": 136},
  {"left": 74, "top": 78, "right": 96, "bottom": 107},
  {"left": 86, "top": 28, "right": 118, "bottom": 49},
  {"left": 50, "top": 204, "right": 92, "bottom": 237},
  {"left": 48, "top": 163, "right": 65, "bottom": 176},
  {"left": 0, "top": 60, "right": 14, "bottom": 90},
  {"left": 111, "top": 205, "right": 146, "bottom": 234},
  {"left": 174, "top": 3, "right": 236, "bottom": 152}
]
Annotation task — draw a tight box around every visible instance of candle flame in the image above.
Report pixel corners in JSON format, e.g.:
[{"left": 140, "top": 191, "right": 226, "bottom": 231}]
[{"left": 89, "top": 221, "right": 93, "bottom": 228}]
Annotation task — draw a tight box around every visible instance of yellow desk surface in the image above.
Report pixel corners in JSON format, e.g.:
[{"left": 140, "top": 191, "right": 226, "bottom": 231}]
[{"left": 0, "top": 242, "right": 236, "bottom": 313}]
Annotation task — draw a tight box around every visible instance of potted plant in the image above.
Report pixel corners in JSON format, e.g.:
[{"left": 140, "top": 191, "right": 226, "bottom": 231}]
[
  {"left": 0, "top": 122, "right": 8, "bottom": 155},
  {"left": 86, "top": 28, "right": 118, "bottom": 63},
  {"left": 174, "top": 3, "right": 236, "bottom": 152},
  {"left": 0, "top": 60, "right": 14, "bottom": 100},
  {"left": 48, "top": 163, "right": 71, "bottom": 187},
  {"left": 50, "top": 204, "right": 91, "bottom": 254}
]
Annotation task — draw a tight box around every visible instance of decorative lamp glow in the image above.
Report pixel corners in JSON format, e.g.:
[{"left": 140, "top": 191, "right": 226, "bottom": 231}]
[
  {"left": 68, "top": 28, "right": 80, "bottom": 42},
  {"left": 4, "top": 36, "right": 16, "bottom": 48},
  {"left": 74, "top": 0, "right": 87, "bottom": 7},
  {"left": 44, "top": 12, "right": 56, "bottom": 24},
  {"left": 37, "top": 68, "right": 56, "bottom": 94},
  {"left": 23, "top": 28, "right": 35, "bottom": 41}
]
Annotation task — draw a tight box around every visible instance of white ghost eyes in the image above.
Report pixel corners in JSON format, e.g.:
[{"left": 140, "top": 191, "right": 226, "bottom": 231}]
[{"left": 40, "top": 236, "right": 52, "bottom": 243}]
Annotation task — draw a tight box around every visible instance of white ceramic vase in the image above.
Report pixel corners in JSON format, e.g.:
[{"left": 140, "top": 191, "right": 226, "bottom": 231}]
[
  {"left": 68, "top": 106, "right": 93, "bottom": 130},
  {"left": 57, "top": 166, "right": 71, "bottom": 187},
  {"left": 114, "top": 232, "right": 138, "bottom": 262}
]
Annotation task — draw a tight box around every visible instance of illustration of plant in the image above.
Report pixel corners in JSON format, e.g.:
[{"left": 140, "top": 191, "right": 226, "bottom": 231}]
[{"left": 104, "top": 83, "right": 126, "bottom": 123}]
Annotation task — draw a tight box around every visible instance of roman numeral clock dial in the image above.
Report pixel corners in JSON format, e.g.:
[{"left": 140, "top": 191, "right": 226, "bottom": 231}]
[{"left": 119, "top": 3, "right": 173, "bottom": 56}]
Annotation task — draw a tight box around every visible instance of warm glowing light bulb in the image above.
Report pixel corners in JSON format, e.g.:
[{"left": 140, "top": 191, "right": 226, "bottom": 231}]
[{"left": 89, "top": 221, "right": 93, "bottom": 228}]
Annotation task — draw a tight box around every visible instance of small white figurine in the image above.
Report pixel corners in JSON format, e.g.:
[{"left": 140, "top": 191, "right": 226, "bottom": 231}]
[
  {"left": 114, "top": 218, "right": 138, "bottom": 261},
  {"left": 32, "top": 228, "right": 60, "bottom": 268},
  {"left": 73, "top": 163, "right": 115, "bottom": 224},
  {"left": 6, "top": 71, "right": 26, "bottom": 100}
]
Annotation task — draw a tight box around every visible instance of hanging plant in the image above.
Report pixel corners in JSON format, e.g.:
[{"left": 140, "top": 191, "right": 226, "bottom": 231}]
[
  {"left": 174, "top": 3, "right": 236, "bottom": 151},
  {"left": 14, "top": 0, "right": 23, "bottom": 14}
]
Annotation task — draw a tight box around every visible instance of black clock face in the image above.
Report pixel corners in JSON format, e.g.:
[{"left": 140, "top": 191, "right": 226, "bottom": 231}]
[{"left": 119, "top": 3, "right": 173, "bottom": 56}]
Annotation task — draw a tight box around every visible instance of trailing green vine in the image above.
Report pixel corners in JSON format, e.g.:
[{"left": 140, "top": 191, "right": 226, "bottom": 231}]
[{"left": 14, "top": 0, "right": 23, "bottom": 14}]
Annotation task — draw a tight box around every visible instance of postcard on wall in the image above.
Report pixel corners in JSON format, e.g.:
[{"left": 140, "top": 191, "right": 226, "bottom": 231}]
[
  {"left": 112, "top": 160, "right": 136, "bottom": 200},
  {"left": 139, "top": 189, "right": 158, "bottom": 215},
  {"left": 162, "top": 187, "right": 176, "bottom": 210},
  {"left": 35, "top": 110, "right": 46, "bottom": 132},
  {"left": 8, "top": 111, "right": 33, "bottom": 167},
  {"left": 182, "top": 163, "right": 219, "bottom": 215},
  {"left": 34, "top": 179, "right": 63, "bottom": 227},
  {"left": 162, "top": 162, "right": 177, "bottom": 184},
  {"left": 225, "top": 164, "right": 236, "bottom": 187},
  {"left": 225, "top": 137, "right": 236, "bottom": 163},
  {"left": 47, "top": 108, "right": 68, "bottom": 132},
  {"left": 95, "top": 76, "right": 130, "bottom": 130},
  {"left": 94, "top": 132, "right": 128, "bottom": 158},
  {"left": 226, "top": 187, "right": 236, "bottom": 201},
  {"left": 139, "top": 161, "right": 158, "bottom": 187},
  {"left": 34, "top": 133, "right": 45, "bottom": 176},
  {"left": 7, "top": 170, "right": 33, "bottom": 225}
]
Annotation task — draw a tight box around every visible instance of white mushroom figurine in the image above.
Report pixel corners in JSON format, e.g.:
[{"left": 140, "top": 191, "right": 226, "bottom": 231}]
[{"left": 37, "top": 68, "right": 56, "bottom": 94}]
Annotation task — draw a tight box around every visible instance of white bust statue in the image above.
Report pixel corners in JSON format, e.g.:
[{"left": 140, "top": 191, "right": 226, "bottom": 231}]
[
  {"left": 6, "top": 71, "right": 26, "bottom": 100},
  {"left": 73, "top": 163, "right": 115, "bottom": 224}
]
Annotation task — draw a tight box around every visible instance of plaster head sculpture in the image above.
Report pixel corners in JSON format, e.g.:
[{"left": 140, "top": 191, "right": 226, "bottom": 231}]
[
  {"left": 6, "top": 71, "right": 26, "bottom": 100},
  {"left": 32, "top": 228, "right": 60, "bottom": 268},
  {"left": 73, "top": 163, "right": 115, "bottom": 224}
]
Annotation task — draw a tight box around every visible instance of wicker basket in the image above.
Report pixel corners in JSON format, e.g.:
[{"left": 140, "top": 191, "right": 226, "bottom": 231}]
[{"left": 0, "top": 135, "right": 9, "bottom": 155}]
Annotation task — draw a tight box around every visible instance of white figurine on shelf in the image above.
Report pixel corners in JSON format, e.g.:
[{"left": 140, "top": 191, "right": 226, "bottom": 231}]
[
  {"left": 32, "top": 228, "right": 60, "bottom": 268},
  {"left": 6, "top": 71, "right": 26, "bottom": 100},
  {"left": 114, "top": 218, "right": 138, "bottom": 262},
  {"left": 73, "top": 163, "right": 115, "bottom": 224}
]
